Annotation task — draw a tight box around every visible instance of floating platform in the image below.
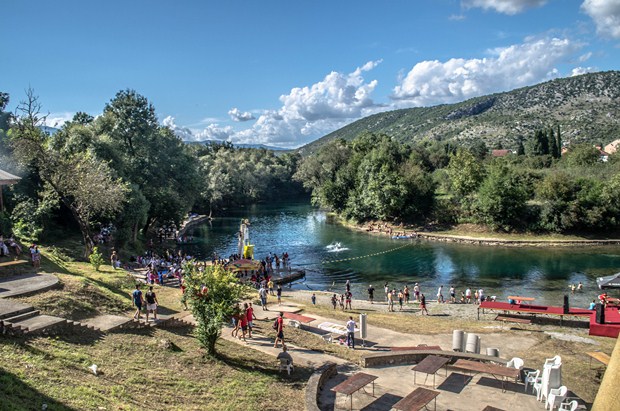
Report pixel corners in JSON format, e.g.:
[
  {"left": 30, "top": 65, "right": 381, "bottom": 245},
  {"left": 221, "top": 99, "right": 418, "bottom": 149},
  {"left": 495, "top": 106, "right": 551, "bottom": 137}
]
[{"left": 272, "top": 269, "right": 305, "bottom": 285}]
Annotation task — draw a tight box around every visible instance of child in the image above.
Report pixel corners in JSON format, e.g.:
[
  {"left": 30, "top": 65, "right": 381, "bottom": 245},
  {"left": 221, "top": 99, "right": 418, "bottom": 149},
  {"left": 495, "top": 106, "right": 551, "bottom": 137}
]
[
  {"left": 331, "top": 294, "right": 337, "bottom": 309},
  {"left": 311, "top": 293, "right": 316, "bottom": 305}
]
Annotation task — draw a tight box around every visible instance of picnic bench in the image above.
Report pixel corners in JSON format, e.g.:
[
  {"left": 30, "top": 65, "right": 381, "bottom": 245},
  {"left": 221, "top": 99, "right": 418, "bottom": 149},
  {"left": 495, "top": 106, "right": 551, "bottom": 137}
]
[
  {"left": 586, "top": 351, "right": 610, "bottom": 368},
  {"left": 331, "top": 372, "right": 377, "bottom": 410},
  {"left": 507, "top": 296, "right": 535, "bottom": 304},
  {"left": 452, "top": 359, "right": 520, "bottom": 392},
  {"left": 392, "top": 387, "right": 440, "bottom": 411},
  {"left": 412, "top": 355, "right": 449, "bottom": 389}
]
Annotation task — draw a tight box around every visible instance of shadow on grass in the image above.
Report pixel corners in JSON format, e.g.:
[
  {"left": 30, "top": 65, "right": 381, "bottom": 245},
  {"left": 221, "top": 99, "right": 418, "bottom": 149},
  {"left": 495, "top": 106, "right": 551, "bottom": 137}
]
[
  {"left": 0, "top": 368, "right": 77, "bottom": 411},
  {"left": 214, "top": 342, "right": 314, "bottom": 382}
]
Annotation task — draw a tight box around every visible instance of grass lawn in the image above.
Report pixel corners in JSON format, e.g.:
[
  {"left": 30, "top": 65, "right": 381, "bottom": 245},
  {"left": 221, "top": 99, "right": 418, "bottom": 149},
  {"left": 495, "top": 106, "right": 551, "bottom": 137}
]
[{"left": 1, "top": 245, "right": 309, "bottom": 411}]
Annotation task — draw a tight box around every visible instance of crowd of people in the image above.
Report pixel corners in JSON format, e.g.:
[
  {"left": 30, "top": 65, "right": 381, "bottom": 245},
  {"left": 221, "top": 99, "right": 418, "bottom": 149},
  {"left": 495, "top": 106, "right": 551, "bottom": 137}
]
[{"left": 0, "top": 234, "right": 22, "bottom": 259}]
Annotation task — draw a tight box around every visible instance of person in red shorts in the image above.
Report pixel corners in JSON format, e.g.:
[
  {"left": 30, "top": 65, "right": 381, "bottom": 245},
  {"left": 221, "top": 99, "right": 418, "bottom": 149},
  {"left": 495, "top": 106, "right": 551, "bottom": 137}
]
[
  {"left": 274, "top": 311, "right": 286, "bottom": 349},
  {"left": 238, "top": 306, "right": 248, "bottom": 342},
  {"left": 245, "top": 302, "right": 257, "bottom": 339}
]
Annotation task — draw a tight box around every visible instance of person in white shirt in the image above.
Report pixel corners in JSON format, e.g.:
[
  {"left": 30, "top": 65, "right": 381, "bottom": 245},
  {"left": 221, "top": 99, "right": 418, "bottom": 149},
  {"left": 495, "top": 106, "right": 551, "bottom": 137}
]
[
  {"left": 346, "top": 317, "right": 356, "bottom": 349},
  {"left": 437, "top": 285, "right": 444, "bottom": 303}
]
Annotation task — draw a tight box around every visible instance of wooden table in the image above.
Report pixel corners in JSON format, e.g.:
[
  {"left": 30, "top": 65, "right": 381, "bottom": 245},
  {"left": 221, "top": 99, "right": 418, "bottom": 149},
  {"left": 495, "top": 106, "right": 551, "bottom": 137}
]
[
  {"left": 331, "top": 372, "right": 377, "bottom": 410},
  {"left": 412, "top": 355, "right": 450, "bottom": 389},
  {"left": 586, "top": 351, "right": 611, "bottom": 368},
  {"left": 392, "top": 387, "right": 440, "bottom": 411},
  {"left": 452, "top": 359, "right": 520, "bottom": 392},
  {"left": 507, "top": 296, "right": 535, "bottom": 304}
]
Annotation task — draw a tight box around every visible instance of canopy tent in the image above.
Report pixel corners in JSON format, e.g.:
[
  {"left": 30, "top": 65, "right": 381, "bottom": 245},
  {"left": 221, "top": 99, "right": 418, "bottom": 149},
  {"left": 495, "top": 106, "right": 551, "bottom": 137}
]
[
  {"left": 597, "top": 273, "right": 620, "bottom": 290},
  {"left": 0, "top": 169, "right": 21, "bottom": 212}
]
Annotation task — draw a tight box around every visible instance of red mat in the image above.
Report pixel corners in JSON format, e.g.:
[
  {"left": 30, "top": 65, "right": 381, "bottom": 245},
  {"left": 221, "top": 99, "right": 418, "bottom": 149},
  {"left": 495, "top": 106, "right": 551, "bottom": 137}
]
[{"left": 283, "top": 312, "right": 315, "bottom": 323}]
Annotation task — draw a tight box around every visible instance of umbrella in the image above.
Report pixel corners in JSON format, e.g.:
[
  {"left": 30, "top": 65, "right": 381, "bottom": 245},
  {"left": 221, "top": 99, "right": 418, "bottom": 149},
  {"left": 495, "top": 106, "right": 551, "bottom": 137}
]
[{"left": 596, "top": 272, "right": 620, "bottom": 289}]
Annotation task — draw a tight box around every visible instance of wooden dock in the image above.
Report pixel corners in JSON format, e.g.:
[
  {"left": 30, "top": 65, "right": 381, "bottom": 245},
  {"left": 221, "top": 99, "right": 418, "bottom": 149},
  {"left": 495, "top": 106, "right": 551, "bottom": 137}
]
[{"left": 272, "top": 268, "right": 305, "bottom": 285}]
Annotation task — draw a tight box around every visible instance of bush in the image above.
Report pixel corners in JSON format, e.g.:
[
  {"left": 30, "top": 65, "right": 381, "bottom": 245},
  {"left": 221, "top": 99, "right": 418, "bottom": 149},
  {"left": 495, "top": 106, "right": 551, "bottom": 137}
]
[{"left": 89, "top": 247, "right": 105, "bottom": 271}]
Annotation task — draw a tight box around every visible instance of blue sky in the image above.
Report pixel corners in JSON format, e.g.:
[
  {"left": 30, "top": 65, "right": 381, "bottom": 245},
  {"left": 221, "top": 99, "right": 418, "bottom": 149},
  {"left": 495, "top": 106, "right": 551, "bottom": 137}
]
[{"left": 2, "top": 0, "right": 619, "bottom": 148}]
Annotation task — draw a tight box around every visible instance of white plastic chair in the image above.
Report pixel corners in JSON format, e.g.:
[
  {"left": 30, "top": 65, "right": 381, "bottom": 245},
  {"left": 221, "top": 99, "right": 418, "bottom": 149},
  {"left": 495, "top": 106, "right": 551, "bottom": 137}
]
[
  {"left": 533, "top": 376, "right": 544, "bottom": 401},
  {"left": 278, "top": 358, "right": 294, "bottom": 375},
  {"left": 546, "top": 386, "right": 568, "bottom": 410},
  {"left": 558, "top": 401, "right": 579, "bottom": 411},
  {"left": 507, "top": 357, "right": 524, "bottom": 369},
  {"left": 544, "top": 355, "right": 562, "bottom": 368},
  {"left": 524, "top": 369, "right": 540, "bottom": 393}
]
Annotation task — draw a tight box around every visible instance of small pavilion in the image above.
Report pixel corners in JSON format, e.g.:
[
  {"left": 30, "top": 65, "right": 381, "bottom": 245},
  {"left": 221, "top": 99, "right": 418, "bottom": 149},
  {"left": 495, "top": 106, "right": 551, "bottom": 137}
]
[{"left": 0, "top": 168, "right": 21, "bottom": 212}]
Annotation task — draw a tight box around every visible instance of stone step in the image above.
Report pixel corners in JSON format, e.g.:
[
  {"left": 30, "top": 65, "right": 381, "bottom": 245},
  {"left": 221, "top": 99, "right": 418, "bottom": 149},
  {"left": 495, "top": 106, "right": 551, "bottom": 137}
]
[
  {"left": 0, "top": 299, "right": 36, "bottom": 320},
  {"left": 14, "top": 315, "right": 67, "bottom": 334},
  {"left": 3, "top": 310, "right": 41, "bottom": 323}
]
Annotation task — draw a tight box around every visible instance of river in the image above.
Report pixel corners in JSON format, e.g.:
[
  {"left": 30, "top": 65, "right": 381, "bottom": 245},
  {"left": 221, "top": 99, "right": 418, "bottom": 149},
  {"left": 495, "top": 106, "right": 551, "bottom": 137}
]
[{"left": 183, "top": 202, "right": 620, "bottom": 308}]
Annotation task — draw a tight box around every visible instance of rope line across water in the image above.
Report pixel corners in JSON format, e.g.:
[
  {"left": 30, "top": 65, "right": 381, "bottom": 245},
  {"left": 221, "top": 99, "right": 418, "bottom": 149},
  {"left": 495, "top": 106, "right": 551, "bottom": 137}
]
[{"left": 321, "top": 242, "right": 412, "bottom": 264}]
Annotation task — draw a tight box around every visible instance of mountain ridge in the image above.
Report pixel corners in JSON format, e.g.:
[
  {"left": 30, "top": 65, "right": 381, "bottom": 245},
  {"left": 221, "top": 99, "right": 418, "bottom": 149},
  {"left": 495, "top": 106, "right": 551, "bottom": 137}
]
[{"left": 298, "top": 71, "right": 620, "bottom": 155}]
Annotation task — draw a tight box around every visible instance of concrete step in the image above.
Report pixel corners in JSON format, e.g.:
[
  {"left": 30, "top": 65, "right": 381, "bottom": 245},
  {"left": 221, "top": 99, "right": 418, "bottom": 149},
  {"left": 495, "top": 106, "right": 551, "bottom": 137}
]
[
  {"left": 0, "top": 299, "right": 35, "bottom": 320},
  {"left": 14, "top": 315, "right": 67, "bottom": 335},
  {"left": 3, "top": 310, "right": 40, "bottom": 323}
]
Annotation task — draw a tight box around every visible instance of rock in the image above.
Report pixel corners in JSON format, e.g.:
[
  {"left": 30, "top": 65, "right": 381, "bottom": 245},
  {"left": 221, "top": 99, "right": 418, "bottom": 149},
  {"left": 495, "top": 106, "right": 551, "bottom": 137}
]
[{"left": 158, "top": 338, "right": 173, "bottom": 350}]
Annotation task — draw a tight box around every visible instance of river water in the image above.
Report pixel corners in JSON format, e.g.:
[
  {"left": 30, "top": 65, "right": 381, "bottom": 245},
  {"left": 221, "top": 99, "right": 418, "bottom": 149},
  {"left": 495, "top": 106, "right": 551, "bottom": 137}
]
[{"left": 184, "top": 202, "right": 620, "bottom": 308}]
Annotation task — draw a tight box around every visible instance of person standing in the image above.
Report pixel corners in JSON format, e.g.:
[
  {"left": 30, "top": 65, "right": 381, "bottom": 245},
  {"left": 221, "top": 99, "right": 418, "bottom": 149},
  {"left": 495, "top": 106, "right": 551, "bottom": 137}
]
[
  {"left": 346, "top": 316, "right": 356, "bottom": 349},
  {"left": 311, "top": 293, "right": 316, "bottom": 305},
  {"left": 259, "top": 285, "right": 268, "bottom": 310},
  {"left": 387, "top": 289, "right": 394, "bottom": 312},
  {"left": 238, "top": 303, "right": 249, "bottom": 341},
  {"left": 398, "top": 290, "right": 404, "bottom": 311},
  {"left": 145, "top": 286, "right": 159, "bottom": 322},
  {"left": 132, "top": 284, "right": 144, "bottom": 320},
  {"left": 268, "top": 278, "right": 274, "bottom": 295},
  {"left": 437, "top": 285, "right": 444, "bottom": 303},
  {"left": 276, "top": 284, "right": 282, "bottom": 305},
  {"left": 274, "top": 311, "right": 286, "bottom": 349},
  {"left": 449, "top": 286, "right": 456, "bottom": 303},
  {"left": 111, "top": 250, "right": 118, "bottom": 270},
  {"left": 414, "top": 283, "right": 420, "bottom": 302},
  {"left": 345, "top": 290, "right": 352, "bottom": 310},
  {"left": 367, "top": 285, "right": 375, "bottom": 304},
  {"left": 404, "top": 285, "right": 410, "bottom": 304},
  {"left": 246, "top": 302, "right": 257, "bottom": 338},
  {"left": 331, "top": 294, "right": 338, "bottom": 309},
  {"left": 384, "top": 282, "right": 389, "bottom": 301},
  {"left": 420, "top": 294, "right": 429, "bottom": 315},
  {"left": 465, "top": 288, "right": 472, "bottom": 304}
]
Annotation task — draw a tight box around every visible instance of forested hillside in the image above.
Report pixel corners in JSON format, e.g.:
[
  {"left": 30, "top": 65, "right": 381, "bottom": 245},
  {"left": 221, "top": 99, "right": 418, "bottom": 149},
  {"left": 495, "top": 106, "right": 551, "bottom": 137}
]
[{"left": 299, "top": 71, "right": 620, "bottom": 155}]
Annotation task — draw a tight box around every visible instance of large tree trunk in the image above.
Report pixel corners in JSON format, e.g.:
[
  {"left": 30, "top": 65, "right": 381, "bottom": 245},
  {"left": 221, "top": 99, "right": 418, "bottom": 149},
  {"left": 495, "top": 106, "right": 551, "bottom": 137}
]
[{"left": 63, "top": 199, "right": 94, "bottom": 259}]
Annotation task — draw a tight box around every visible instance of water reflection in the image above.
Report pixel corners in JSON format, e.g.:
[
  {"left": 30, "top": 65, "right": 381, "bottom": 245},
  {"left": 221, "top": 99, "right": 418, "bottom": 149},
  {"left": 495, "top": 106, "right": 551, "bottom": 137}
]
[{"left": 185, "top": 202, "right": 620, "bottom": 307}]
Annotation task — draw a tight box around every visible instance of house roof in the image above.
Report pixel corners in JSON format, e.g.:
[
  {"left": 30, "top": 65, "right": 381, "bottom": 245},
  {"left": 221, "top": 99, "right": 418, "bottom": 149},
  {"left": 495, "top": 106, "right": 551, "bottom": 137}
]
[
  {"left": 0, "top": 169, "right": 21, "bottom": 185},
  {"left": 491, "top": 149, "right": 510, "bottom": 157}
]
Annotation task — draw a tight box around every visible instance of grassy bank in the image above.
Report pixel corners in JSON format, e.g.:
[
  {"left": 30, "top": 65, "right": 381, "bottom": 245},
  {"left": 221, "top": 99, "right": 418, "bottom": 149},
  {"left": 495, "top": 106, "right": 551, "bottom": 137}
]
[{"left": 1, "top": 247, "right": 309, "bottom": 411}]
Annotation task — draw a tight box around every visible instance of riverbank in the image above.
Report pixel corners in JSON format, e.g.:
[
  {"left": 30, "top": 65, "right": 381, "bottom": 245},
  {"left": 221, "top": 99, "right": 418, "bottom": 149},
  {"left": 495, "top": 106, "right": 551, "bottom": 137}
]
[{"left": 335, "top": 215, "right": 620, "bottom": 247}]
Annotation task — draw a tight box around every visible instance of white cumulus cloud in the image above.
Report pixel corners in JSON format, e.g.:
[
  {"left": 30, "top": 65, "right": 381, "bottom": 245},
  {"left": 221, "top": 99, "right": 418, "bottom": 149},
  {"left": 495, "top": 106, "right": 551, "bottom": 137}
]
[
  {"left": 581, "top": 0, "right": 620, "bottom": 39},
  {"left": 231, "top": 60, "right": 383, "bottom": 146},
  {"left": 571, "top": 66, "right": 597, "bottom": 76},
  {"left": 462, "top": 0, "right": 547, "bottom": 14},
  {"left": 228, "top": 107, "right": 255, "bottom": 122},
  {"left": 44, "top": 112, "right": 74, "bottom": 129},
  {"left": 392, "top": 36, "right": 581, "bottom": 107}
]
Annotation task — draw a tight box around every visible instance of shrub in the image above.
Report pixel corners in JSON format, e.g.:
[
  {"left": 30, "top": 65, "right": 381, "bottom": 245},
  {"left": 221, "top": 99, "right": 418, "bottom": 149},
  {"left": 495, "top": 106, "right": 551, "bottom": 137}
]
[{"left": 89, "top": 247, "right": 105, "bottom": 271}]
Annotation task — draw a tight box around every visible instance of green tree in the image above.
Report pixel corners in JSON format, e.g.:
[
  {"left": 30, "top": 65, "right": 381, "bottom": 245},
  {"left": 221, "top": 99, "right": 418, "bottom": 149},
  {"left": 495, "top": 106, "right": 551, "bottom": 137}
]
[
  {"left": 564, "top": 143, "right": 600, "bottom": 167},
  {"left": 10, "top": 89, "right": 128, "bottom": 257},
  {"left": 183, "top": 262, "right": 245, "bottom": 357},
  {"left": 548, "top": 128, "right": 560, "bottom": 159},
  {"left": 474, "top": 164, "right": 528, "bottom": 231},
  {"left": 446, "top": 149, "right": 485, "bottom": 197}
]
